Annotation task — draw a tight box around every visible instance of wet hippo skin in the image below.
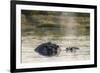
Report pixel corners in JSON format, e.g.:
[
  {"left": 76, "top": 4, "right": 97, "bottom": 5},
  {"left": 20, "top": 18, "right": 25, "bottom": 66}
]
[{"left": 35, "top": 42, "right": 60, "bottom": 57}]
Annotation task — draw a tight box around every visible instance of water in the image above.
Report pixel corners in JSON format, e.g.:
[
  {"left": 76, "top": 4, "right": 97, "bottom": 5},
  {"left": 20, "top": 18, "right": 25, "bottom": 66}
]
[
  {"left": 21, "top": 11, "right": 90, "bottom": 63},
  {"left": 22, "top": 35, "right": 90, "bottom": 63}
]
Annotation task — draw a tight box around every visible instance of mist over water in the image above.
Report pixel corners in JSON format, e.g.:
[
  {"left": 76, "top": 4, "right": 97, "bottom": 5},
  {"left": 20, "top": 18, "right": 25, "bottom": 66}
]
[{"left": 60, "top": 13, "right": 80, "bottom": 36}]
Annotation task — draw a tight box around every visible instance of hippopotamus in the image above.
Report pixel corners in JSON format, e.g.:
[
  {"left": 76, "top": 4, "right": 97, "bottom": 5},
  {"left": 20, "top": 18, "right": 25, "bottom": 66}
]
[
  {"left": 66, "top": 47, "right": 79, "bottom": 52},
  {"left": 35, "top": 42, "right": 60, "bottom": 57}
]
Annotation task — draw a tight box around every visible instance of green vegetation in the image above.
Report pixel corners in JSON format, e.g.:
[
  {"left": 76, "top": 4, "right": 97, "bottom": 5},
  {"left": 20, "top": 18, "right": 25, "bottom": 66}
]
[
  {"left": 21, "top": 10, "right": 62, "bottom": 16},
  {"left": 21, "top": 10, "right": 90, "bottom": 36}
]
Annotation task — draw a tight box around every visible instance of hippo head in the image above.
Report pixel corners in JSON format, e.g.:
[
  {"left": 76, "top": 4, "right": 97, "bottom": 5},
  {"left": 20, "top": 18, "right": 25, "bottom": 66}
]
[{"left": 34, "top": 42, "right": 60, "bottom": 57}]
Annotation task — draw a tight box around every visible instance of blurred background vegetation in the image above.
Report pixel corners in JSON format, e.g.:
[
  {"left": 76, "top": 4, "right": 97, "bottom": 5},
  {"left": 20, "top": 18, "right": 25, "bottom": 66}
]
[{"left": 21, "top": 10, "right": 90, "bottom": 37}]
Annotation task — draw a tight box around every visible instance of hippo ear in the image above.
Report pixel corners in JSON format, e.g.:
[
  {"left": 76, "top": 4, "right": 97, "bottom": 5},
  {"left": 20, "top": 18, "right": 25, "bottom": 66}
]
[{"left": 57, "top": 45, "right": 59, "bottom": 48}]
